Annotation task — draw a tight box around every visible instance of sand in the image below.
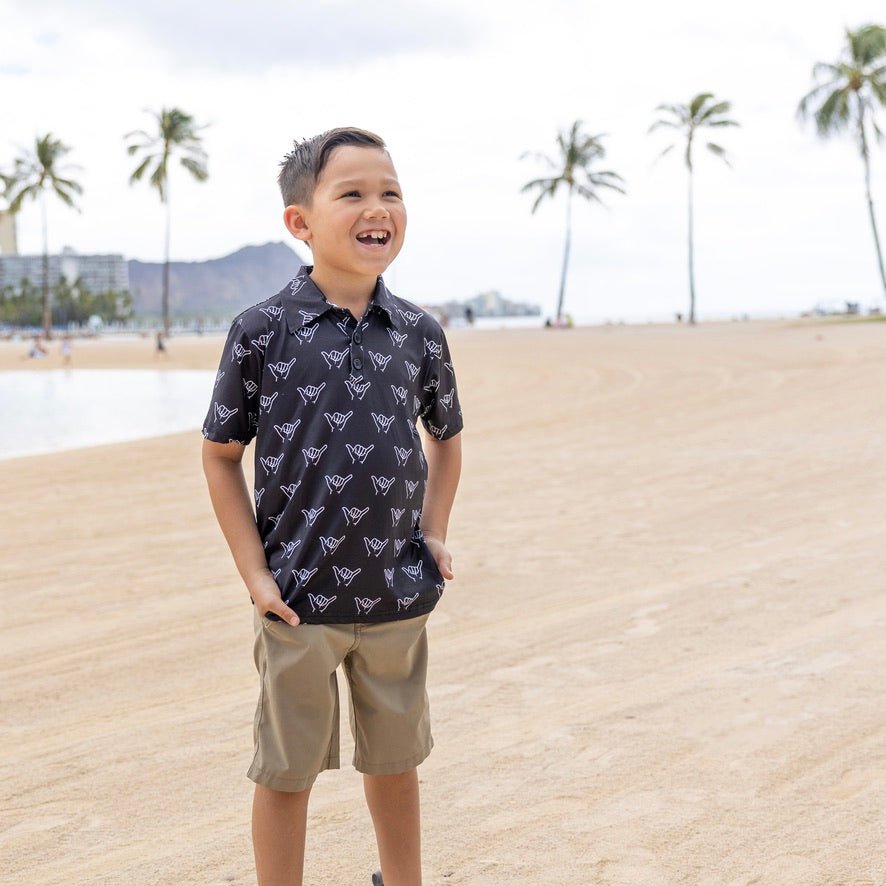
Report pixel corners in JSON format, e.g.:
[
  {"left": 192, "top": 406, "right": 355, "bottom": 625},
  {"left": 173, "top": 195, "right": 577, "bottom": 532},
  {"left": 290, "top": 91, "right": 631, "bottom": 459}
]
[{"left": 1, "top": 318, "right": 884, "bottom": 885}]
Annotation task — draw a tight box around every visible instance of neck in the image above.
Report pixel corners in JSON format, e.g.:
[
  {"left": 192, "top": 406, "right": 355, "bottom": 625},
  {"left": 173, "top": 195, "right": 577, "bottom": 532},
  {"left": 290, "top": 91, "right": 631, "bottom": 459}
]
[{"left": 308, "top": 265, "right": 378, "bottom": 315}]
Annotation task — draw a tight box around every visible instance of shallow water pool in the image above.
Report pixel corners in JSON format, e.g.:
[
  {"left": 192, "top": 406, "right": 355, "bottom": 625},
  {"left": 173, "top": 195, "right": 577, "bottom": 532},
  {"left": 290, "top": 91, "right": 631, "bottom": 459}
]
[{"left": 0, "top": 369, "right": 217, "bottom": 460}]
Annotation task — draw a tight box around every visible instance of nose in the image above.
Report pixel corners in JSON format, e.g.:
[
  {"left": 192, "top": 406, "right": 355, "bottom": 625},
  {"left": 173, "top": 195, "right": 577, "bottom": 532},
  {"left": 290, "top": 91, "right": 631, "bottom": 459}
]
[{"left": 364, "top": 202, "right": 389, "bottom": 219}]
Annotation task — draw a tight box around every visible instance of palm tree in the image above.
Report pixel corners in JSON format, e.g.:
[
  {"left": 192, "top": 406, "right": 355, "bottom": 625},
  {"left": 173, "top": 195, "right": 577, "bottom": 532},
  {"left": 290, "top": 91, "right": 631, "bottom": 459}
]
[
  {"left": 125, "top": 108, "right": 208, "bottom": 335},
  {"left": 521, "top": 121, "right": 625, "bottom": 324},
  {"left": 2, "top": 134, "right": 82, "bottom": 337},
  {"left": 649, "top": 94, "right": 738, "bottom": 325},
  {"left": 798, "top": 24, "right": 886, "bottom": 300}
]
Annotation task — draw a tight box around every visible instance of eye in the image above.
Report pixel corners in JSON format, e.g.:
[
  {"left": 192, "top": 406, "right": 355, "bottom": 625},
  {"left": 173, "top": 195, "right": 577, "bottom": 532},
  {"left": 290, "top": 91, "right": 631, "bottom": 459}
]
[
  {"left": 341, "top": 190, "right": 360, "bottom": 198},
  {"left": 384, "top": 190, "right": 401, "bottom": 198}
]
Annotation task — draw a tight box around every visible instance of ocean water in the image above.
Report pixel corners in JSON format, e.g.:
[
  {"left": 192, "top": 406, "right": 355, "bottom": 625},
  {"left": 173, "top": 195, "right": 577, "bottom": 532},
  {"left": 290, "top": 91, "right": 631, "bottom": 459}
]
[{"left": 0, "top": 369, "right": 216, "bottom": 460}]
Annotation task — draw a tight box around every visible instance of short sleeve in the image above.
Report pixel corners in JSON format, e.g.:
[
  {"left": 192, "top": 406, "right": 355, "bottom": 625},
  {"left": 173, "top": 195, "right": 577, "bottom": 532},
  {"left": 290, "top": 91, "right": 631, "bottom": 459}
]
[
  {"left": 417, "top": 328, "right": 463, "bottom": 440},
  {"left": 202, "top": 318, "right": 262, "bottom": 445}
]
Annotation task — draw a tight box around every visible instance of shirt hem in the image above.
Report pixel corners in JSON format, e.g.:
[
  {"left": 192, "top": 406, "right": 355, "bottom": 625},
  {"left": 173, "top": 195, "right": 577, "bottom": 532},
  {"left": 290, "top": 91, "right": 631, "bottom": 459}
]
[{"left": 284, "top": 599, "right": 438, "bottom": 625}]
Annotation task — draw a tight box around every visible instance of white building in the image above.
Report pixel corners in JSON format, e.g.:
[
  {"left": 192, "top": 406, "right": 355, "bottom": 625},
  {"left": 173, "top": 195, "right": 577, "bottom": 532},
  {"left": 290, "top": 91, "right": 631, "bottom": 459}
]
[{"left": 0, "top": 246, "right": 129, "bottom": 293}]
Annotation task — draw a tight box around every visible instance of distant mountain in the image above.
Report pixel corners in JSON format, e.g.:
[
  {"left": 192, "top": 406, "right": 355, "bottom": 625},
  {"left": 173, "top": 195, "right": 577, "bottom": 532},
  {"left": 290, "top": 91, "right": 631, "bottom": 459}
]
[{"left": 128, "top": 241, "right": 307, "bottom": 320}]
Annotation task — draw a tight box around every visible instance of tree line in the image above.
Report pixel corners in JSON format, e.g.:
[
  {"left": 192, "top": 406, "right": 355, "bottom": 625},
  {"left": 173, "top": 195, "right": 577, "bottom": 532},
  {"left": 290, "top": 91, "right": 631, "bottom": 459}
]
[
  {"left": 1, "top": 109, "right": 207, "bottom": 337},
  {"left": 522, "top": 23, "right": 886, "bottom": 324},
  {"left": 0, "top": 277, "right": 132, "bottom": 328}
]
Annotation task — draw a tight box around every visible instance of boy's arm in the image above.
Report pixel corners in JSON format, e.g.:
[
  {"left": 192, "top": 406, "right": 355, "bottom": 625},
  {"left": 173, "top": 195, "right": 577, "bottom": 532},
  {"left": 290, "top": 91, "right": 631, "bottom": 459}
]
[
  {"left": 202, "top": 439, "right": 300, "bottom": 626},
  {"left": 420, "top": 432, "right": 462, "bottom": 580}
]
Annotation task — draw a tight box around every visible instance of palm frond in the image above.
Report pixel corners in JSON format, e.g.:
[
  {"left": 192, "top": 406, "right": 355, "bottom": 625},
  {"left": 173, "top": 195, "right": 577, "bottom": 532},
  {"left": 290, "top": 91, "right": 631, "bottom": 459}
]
[
  {"left": 52, "top": 185, "right": 78, "bottom": 209},
  {"left": 585, "top": 171, "right": 626, "bottom": 193},
  {"left": 127, "top": 106, "right": 209, "bottom": 198},
  {"left": 129, "top": 155, "right": 154, "bottom": 185},
  {"left": 180, "top": 156, "right": 209, "bottom": 181},
  {"left": 797, "top": 78, "right": 843, "bottom": 120},
  {"left": 3, "top": 133, "right": 82, "bottom": 216},
  {"left": 124, "top": 128, "right": 154, "bottom": 143},
  {"left": 811, "top": 61, "right": 842, "bottom": 80},
  {"left": 521, "top": 121, "right": 624, "bottom": 221},
  {"left": 653, "top": 103, "right": 690, "bottom": 125},
  {"left": 652, "top": 143, "right": 676, "bottom": 165},
  {"left": 520, "top": 176, "right": 559, "bottom": 193},
  {"left": 648, "top": 119, "right": 679, "bottom": 134},
  {"left": 149, "top": 161, "right": 168, "bottom": 201},
  {"left": 7, "top": 183, "right": 41, "bottom": 214},
  {"left": 529, "top": 179, "right": 561, "bottom": 214},
  {"left": 848, "top": 23, "right": 886, "bottom": 67},
  {"left": 697, "top": 100, "right": 732, "bottom": 122},
  {"left": 814, "top": 86, "right": 852, "bottom": 137},
  {"left": 520, "top": 150, "right": 557, "bottom": 169},
  {"left": 574, "top": 185, "right": 604, "bottom": 204},
  {"left": 689, "top": 93, "right": 715, "bottom": 118},
  {"left": 705, "top": 143, "right": 732, "bottom": 167}
]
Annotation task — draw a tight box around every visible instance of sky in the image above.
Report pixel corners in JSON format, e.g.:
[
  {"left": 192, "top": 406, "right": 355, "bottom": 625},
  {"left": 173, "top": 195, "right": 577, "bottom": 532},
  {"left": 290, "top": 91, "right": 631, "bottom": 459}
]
[{"left": 2, "top": 0, "right": 885, "bottom": 322}]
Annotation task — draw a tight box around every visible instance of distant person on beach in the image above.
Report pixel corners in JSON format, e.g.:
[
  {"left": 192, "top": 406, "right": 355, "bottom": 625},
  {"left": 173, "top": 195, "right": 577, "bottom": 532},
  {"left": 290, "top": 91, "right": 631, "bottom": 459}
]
[
  {"left": 61, "top": 333, "right": 73, "bottom": 365},
  {"left": 155, "top": 330, "right": 167, "bottom": 357},
  {"left": 27, "top": 335, "right": 47, "bottom": 359},
  {"left": 202, "top": 127, "right": 463, "bottom": 886}
]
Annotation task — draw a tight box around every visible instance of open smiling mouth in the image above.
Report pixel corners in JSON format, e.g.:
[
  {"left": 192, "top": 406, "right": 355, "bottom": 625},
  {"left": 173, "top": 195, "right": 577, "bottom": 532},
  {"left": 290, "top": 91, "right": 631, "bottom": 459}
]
[{"left": 356, "top": 230, "right": 391, "bottom": 247}]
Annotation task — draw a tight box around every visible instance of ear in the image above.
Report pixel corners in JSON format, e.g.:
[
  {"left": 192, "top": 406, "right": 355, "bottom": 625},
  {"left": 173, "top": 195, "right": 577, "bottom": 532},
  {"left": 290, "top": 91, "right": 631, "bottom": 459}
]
[{"left": 283, "top": 205, "right": 311, "bottom": 244}]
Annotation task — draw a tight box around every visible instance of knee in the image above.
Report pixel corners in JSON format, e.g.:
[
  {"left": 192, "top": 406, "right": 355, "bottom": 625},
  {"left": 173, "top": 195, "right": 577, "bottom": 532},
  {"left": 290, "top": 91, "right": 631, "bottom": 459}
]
[{"left": 255, "top": 782, "right": 312, "bottom": 811}]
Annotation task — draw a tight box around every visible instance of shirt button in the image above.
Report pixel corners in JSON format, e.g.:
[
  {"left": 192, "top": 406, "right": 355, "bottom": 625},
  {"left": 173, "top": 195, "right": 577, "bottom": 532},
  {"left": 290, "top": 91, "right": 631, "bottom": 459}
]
[
  {"left": 352, "top": 330, "right": 363, "bottom": 344},
  {"left": 353, "top": 357, "right": 363, "bottom": 371}
]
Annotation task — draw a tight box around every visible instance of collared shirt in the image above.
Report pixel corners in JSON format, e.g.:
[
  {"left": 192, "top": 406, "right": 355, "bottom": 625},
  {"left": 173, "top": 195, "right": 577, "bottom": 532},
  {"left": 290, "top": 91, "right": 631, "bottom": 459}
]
[{"left": 202, "top": 268, "right": 463, "bottom": 624}]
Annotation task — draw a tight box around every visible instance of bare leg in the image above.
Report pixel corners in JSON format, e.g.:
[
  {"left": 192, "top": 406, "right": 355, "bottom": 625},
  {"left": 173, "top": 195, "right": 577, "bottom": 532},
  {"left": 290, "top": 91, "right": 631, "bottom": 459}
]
[
  {"left": 252, "top": 783, "right": 311, "bottom": 886},
  {"left": 363, "top": 769, "right": 422, "bottom": 886}
]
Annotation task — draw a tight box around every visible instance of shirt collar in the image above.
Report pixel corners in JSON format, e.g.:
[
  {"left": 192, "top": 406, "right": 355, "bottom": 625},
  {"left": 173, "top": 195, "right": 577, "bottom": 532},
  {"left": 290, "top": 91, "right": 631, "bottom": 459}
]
[{"left": 282, "top": 266, "right": 400, "bottom": 334}]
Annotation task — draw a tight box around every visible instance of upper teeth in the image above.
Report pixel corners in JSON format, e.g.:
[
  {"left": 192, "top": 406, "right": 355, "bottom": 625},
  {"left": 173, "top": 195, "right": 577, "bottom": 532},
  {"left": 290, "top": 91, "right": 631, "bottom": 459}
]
[{"left": 362, "top": 231, "right": 386, "bottom": 240}]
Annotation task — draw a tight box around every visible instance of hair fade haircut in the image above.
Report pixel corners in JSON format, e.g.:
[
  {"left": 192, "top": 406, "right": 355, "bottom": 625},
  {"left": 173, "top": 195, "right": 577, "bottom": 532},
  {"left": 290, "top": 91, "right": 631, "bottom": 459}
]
[{"left": 277, "top": 127, "right": 387, "bottom": 207}]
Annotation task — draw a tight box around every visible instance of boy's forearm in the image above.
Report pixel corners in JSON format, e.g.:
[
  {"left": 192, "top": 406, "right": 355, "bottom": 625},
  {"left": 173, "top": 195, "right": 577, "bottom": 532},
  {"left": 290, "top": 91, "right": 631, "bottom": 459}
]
[
  {"left": 420, "top": 432, "right": 462, "bottom": 542},
  {"left": 202, "top": 444, "right": 271, "bottom": 591}
]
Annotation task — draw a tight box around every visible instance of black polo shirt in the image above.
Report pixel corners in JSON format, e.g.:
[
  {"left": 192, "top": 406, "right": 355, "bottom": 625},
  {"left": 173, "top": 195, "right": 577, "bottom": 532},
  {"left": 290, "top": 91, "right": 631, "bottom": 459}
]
[{"left": 202, "top": 268, "right": 463, "bottom": 624}]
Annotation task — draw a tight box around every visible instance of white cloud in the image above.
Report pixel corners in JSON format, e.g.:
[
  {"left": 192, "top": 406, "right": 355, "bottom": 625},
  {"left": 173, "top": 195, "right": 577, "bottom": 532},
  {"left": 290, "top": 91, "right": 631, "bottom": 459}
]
[{"left": 5, "top": 0, "right": 475, "bottom": 71}]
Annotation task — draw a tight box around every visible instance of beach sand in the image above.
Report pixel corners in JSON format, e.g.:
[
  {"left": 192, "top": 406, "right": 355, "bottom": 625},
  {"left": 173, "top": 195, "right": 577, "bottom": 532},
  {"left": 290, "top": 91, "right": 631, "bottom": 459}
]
[{"left": 1, "top": 319, "right": 884, "bottom": 885}]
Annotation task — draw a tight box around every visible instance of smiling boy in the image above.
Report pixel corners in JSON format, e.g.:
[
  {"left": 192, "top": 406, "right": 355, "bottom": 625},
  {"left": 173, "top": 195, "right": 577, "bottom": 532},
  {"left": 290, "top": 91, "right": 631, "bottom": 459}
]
[{"left": 201, "top": 127, "right": 463, "bottom": 885}]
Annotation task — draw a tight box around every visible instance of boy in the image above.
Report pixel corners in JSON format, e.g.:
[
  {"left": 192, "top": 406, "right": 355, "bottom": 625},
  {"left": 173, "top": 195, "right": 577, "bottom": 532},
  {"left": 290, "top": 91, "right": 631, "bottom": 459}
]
[{"left": 201, "top": 127, "right": 462, "bottom": 886}]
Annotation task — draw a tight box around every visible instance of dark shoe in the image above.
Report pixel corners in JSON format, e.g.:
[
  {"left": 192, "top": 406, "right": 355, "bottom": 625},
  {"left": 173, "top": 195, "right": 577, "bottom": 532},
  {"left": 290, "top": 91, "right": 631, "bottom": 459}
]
[{"left": 371, "top": 872, "right": 384, "bottom": 886}]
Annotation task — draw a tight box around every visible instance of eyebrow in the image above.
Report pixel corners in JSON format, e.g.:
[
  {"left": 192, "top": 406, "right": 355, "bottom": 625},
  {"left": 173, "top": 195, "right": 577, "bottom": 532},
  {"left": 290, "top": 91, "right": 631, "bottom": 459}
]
[{"left": 332, "top": 177, "right": 401, "bottom": 189}]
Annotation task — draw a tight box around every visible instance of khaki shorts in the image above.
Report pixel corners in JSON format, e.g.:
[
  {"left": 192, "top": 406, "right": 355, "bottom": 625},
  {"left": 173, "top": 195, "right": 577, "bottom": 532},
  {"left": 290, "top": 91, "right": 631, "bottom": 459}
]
[{"left": 248, "top": 610, "right": 433, "bottom": 792}]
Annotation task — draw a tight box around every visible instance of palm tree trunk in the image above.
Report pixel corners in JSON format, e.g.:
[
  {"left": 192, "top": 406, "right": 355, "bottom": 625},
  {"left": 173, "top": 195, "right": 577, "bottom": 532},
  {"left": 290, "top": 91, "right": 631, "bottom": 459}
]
[
  {"left": 162, "top": 193, "right": 171, "bottom": 336},
  {"left": 555, "top": 188, "right": 573, "bottom": 324},
  {"left": 859, "top": 113, "right": 886, "bottom": 299},
  {"left": 687, "top": 164, "right": 697, "bottom": 325},
  {"left": 40, "top": 193, "right": 51, "bottom": 338}
]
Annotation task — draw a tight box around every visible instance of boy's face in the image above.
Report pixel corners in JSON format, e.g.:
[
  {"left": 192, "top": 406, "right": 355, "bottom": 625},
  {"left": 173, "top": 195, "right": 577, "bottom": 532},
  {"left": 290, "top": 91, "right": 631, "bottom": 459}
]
[{"left": 285, "top": 145, "right": 406, "bottom": 282}]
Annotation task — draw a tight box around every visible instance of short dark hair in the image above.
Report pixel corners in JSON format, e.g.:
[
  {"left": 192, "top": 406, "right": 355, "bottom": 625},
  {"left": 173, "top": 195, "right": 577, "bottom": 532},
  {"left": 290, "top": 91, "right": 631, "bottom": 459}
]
[{"left": 277, "top": 127, "right": 387, "bottom": 207}]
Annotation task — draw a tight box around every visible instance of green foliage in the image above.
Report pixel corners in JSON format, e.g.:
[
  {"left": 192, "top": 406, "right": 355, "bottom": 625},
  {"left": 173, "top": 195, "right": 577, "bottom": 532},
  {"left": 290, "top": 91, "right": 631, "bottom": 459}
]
[
  {"left": 649, "top": 92, "right": 739, "bottom": 170},
  {"left": 124, "top": 106, "right": 209, "bottom": 335},
  {"left": 798, "top": 23, "right": 886, "bottom": 296},
  {"left": 125, "top": 107, "right": 208, "bottom": 203},
  {"left": 798, "top": 23, "right": 886, "bottom": 149},
  {"left": 0, "top": 278, "right": 42, "bottom": 326},
  {"left": 1, "top": 133, "right": 83, "bottom": 336},
  {"left": 2, "top": 133, "right": 83, "bottom": 214},
  {"left": 521, "top": 121, "right": 626, "bottom": 321},
  {"left": 0, "top": 277, "right": 132, "bottom": 327},
  {"left": 521, "top": 121, "right": 625, "bottom": 213}
]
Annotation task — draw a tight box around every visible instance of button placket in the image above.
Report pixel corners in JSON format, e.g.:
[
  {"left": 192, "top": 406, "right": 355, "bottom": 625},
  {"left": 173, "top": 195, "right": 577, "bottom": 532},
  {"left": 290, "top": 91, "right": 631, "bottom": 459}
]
[{"left": 350, "top": 328, "right": 364, "bottom": 372}]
